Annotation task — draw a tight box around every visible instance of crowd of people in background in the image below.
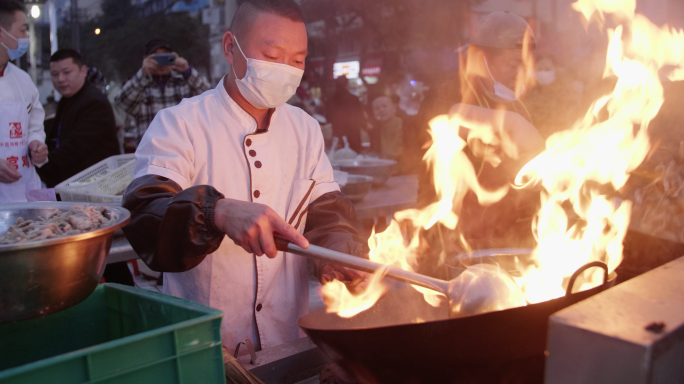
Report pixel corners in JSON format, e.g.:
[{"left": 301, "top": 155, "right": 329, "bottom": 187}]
[
  {"left": 2, "top": 0, "right": 614, "bottom": 206},
  {"left": 1, "top": 0, "right": 213, "bottom": 203}
]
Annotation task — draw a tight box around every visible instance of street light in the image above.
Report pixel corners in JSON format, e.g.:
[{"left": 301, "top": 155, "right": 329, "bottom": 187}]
[
  {"left": 95, "top": 28, "right": 101, "bottom": 35},
  {"left": 30, "top": 5, "right": 40, "bottom": 19}
]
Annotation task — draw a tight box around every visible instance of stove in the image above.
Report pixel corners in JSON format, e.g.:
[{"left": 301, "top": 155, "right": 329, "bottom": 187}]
[{"left": 546, "top": 256, "right": 684, "bottom": 383}]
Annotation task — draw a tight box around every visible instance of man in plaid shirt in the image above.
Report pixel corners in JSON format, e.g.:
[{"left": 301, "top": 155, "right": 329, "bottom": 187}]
[{"left": 116, "top": 38, "right": 211, "bottom": 144}]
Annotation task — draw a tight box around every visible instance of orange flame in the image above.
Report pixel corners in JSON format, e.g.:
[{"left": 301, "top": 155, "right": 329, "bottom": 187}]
[
  {"left": 513, "top": 0, "right": 684, "bottom": 302},
  {"left": 572, "top": 0, "right": 635, "bottom": 26},
  {"left": 321, "top": 0, "right": 684, "bottom": 318},
  {"left": 322, "top": 115, "right": 509, "bottom": 317},
  {"left": 320, "top": 266, "right": 389, "bottom": 318},
  {"left": 516, "top": 26, "right": 537, "bottom": 96}
]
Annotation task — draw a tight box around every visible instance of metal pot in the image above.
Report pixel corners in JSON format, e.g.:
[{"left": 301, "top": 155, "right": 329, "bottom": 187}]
[
  {"left": 0, "top": 203, "right": 130, "bottom": 323},
  {"left": 340, "top": 175, "right": 374, "bottom": 202},
  {"left": 298, "top": 251, "right": 616, "bottom": 383},
  {"left": 332, "top": 159, "right": 397, "bottom": 186}
]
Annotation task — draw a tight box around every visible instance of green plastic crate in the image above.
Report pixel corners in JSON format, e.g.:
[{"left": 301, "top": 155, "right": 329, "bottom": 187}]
[{"left": 0, "top": 283, "right": 226, "bottom": 384}]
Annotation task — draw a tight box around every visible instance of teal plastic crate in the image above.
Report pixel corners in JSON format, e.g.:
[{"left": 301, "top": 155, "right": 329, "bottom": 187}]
[{"left": 0, "top": 283, "right": 225, "bottom": 384}]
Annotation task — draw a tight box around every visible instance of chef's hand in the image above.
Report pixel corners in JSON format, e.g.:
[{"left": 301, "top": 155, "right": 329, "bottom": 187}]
[
  {"left": 0, "top": 159, "right": 21, "bottom": 184},
  {"left": 213, "top": 198, "right": 309, "bottom": 258},
  {"left": 171, "top": 52, "right": 189, "bottom": 73},
  {"left": 29, "top": 141, "right": 48, "bottom": 164},
  {"left": 142, "top": 54, "right": 159, "bottom": 76}
]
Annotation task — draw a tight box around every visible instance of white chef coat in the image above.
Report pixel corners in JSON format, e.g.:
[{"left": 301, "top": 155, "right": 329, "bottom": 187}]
[
  {"left": 134, "top": 78, "right": 340, "bottom": 351},
  {"left": 0, "top": 63, "right": 46, "bottom": 202},
  {"left": 0, "top": 63, "right": 45, "bottom": 144}
]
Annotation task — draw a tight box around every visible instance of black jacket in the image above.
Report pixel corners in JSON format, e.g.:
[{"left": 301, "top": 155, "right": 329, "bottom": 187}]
[
  {"left": 37, "top": 82, "right": 120, "bottom": 187},
  {"left": 122, "top": 175, "right": 368, "bottom": 273},
  {"left": 327, "top": 90, "right": 367, "bottom": 153}
]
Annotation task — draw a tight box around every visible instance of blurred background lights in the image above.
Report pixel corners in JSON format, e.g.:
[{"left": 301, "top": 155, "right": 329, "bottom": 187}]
[{"left": 30, "top": 5, "right": 40, "bottom": 19}]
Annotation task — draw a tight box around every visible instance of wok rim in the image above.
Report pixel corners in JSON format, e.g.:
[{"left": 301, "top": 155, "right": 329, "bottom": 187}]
[
  {"left": 299, "top": 271, "right": 617, "bottom": 331},
  {"left": 0, "top": 202, "right": 130, "bottom": 253},
  {"left": 344, "top": 174, "right": 375, "bottom": 184},
  {"left": 332, "top": 159, "right": 398, "bottom": 167}
]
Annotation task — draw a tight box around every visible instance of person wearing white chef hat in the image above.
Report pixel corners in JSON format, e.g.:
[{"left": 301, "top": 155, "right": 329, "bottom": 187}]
[
  {"left": 122, "top": 0, "right": 367, "bottom": 355},
  {"left": 0, "top": 0, "right": 48, "bottom": 203}
]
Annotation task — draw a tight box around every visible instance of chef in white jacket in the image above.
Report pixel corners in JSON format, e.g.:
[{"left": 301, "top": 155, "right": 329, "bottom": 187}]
[
  {"left": 122, "top": 0, "right": 367, "bottom": 354},
  {"left": 0, "top": 1, "right": 48, "bottom": 202}
]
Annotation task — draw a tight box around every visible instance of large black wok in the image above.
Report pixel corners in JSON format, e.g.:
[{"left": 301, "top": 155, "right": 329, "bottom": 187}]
[{"left": 299, "top": 255, "right": 616, "bottom": 383}]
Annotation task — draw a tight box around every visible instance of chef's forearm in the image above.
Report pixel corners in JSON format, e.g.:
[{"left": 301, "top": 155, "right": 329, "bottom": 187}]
[
  {"left": 122, "top": 174, "right": 226, "bottom": 272},
  {"left": 303, "top": 191, "right": 368, "bottom": 258}
]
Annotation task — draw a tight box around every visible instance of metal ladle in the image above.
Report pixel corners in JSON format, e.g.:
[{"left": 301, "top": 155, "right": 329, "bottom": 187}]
[
  {"left": 275, "top": 238, "right": 609, "bottom": 317},
  {"left": 275, "top": 237, "right": 449, "bottom": 294}
]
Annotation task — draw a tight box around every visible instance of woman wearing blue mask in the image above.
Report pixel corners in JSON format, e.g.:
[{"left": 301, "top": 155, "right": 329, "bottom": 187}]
[
  {"left": 0, "top": 0, "right": 48, "bottom": 203},
  {"left": 414, "top": 11, "right": 545, "bottom": 280},
  {"left": 452, "top": 12, "right": 545, "bottom": 188},
  {"left": 419, "top": 11, "right": 544, "bottom": 190}
]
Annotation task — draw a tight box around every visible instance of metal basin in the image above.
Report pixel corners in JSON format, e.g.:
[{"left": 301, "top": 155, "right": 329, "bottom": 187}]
[
  {"left": 332, "top": 159, "right": 397, "bottom": 186},
  {"left": 0, "top": 202, "right": 130, "bottom": 323},
  {"left": 340, "top": 175, "right": 374, "bottom": 202}
]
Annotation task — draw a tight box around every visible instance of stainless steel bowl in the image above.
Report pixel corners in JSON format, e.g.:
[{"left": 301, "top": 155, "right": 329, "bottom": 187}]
[
  {"left": 340, "top": 174, "right": 374, "bottom": 202},
  {"left": 332, "top": 159, "right": 397, "bottom": 186},
  {"left": 0, "top": 202, "right": 130, "bottom": 323}
]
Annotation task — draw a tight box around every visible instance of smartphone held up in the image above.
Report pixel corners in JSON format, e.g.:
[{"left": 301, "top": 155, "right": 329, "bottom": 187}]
[{"left": 153, "top": 53, "right": 176, "bottom": 67}]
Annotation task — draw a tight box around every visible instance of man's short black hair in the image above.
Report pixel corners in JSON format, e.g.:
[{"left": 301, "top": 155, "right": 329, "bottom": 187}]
[
  {"left": 335, "top": 75, "right": 349, "bottom": 90},
  {"left": 229, "top": 0, "right": 305, "bottom": 38},
  {"left": 0, "top": 0, "right": 25, "bottom": 30},
  {"left": 50, "top": 48, "right": 85, "bottom": 67},
  {"left": 144, "top": 38, "right": 172, "bottom": 56}
]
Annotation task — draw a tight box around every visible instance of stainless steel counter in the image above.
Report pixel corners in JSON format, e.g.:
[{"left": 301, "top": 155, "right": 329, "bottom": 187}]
[{"left": 106, "top": 235, "right": 138, "bottom": 264}]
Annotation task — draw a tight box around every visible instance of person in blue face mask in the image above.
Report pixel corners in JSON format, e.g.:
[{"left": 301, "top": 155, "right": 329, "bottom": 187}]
[
  {"left": 0, "top": 0, "right": 49, "bottom": 203},
  {"left": 418, "top": 11, "right": 544, "bottom": 196},
  {"left": 413, "top": 12, "right": 546, "bottom": 280},
  {"left": 0, "top": 1, "right": 27, "bottom": 62}
]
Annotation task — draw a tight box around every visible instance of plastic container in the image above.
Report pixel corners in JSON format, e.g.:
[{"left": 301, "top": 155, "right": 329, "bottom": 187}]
[
  {"left": 0, "top": 283, "right": 225, "bottom": 384},
  {"left": 55, "top": 154, "right": 136, "bottom": 204}
]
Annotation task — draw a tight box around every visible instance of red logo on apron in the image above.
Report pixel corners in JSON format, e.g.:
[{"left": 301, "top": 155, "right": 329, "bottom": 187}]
[
  {"left": 6, "top": 156, "right": 18, "bottom": 170},
  {"left": 9, "top": 122, "right": 22, "bottom": 139}
]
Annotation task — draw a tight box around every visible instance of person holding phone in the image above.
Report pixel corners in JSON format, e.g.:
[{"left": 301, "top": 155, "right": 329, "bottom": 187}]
[{"left": 115, "top": 38, "right": 211, "bottom": 146}]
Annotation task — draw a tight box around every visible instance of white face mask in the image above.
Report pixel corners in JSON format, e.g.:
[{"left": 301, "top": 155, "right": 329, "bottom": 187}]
[
  {"left": 535, "top": 70, "right": 556, "bottom": 85},
  {"left": 232, "top": 36, "right": 304, "bottom": 109},
  {"left": 483, "top": 56, "right": 524, "bottom": 102}
]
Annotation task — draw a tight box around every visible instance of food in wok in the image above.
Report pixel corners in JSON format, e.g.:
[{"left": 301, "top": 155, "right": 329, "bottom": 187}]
[{"left": 0, "top": 205, "right": 113, "bottom": 244}]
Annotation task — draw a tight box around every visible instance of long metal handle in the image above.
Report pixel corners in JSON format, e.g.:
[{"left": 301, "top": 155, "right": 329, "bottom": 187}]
[
  {"left": 565, "top": 261, "right": 608, "bottom": 296},
  {"left": 275, "top": 238, "right": 449, "bottom": 295}
]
